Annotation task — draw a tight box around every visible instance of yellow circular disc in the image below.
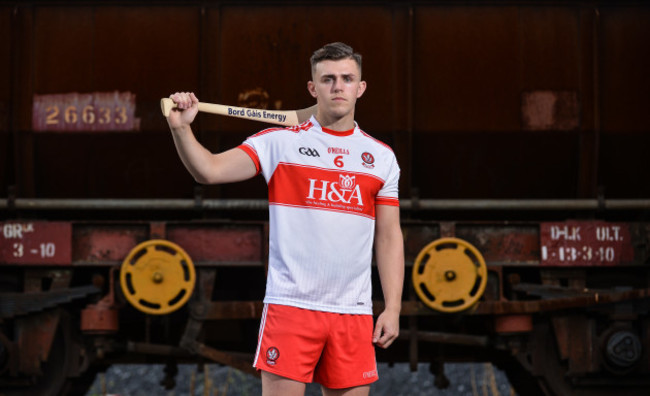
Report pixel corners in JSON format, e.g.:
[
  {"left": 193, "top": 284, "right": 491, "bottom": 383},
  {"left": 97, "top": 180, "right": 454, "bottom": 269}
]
[
  {"left": 412, "top": 237, "right": 487, "bottom": 313},
  {"left": 120, "top": 239, "right": 196, "bottom": 315}
]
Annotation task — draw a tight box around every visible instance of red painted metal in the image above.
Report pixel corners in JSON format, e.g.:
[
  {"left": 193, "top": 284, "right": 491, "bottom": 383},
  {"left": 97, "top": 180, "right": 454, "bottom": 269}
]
[
  {"left": 72, "top": 226, "right": 146, "bottom": 264},
  {"left": 167, "top": 225, "right": 263, "bottom": 265},
  {"left": 80, "top": 306, "right": 118, "bottom": 334},
  {"left": 540, "top": 221, "right": 634, "bottom": 266},
  {"left": 81, "top": 267, "right": 119, "bottom": 333},
  {"left": 0, "top": 221, "right": 71, "bottom": 265}
]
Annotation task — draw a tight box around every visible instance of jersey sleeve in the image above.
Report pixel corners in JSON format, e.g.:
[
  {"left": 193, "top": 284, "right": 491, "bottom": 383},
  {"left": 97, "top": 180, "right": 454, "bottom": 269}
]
[
  {"left": 238, "top": 127, "right": 286, "bottom": 182},
  {"left": 376, "top": 153, "right": 400, "bottom": 207},
  {"left": 237, "top": 143, "right": 261, "bottom": 175}
]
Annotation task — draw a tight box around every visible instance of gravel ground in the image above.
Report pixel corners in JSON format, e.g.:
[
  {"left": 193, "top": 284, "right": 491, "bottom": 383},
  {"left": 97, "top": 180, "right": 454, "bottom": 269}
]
[{"left": 85, "top": 362, "right": 516, "bottom": 396}]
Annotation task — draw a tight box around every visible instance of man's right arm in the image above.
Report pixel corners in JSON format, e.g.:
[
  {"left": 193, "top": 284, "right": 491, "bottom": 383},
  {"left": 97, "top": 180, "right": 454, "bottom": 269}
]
[{"left": 166, "top": 92, "right": 258, "bottom": 184}]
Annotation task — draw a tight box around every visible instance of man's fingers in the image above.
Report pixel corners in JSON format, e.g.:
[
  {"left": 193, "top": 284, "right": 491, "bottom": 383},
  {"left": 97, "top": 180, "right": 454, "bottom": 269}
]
[
  {"left": 169, "top": 92, "right": 197, "bottom": 110},
  {"left": 376, "top": 330, "right": 398, "bottom": 349},
  {"left": 372, "top": 327, "right": 382, "bottom": 344}
]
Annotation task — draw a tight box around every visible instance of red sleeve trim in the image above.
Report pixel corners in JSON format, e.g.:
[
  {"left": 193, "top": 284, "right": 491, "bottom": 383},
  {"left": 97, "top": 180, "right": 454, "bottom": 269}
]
[
  {"left": 376, "top": 197, "right": 399, "bottom": 207},
  {"left": 237, "top": 144, "right": 261, "bottom": 175}
]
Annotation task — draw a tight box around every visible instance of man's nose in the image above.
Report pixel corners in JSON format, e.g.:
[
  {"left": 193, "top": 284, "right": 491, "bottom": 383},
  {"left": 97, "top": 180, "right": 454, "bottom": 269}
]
[{"left": 332, "top": 78, "right": 343, "bottom": 92}]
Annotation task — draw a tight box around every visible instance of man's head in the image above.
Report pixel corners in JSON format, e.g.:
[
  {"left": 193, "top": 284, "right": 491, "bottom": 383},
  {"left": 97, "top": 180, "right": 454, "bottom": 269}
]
[
  {"left": 308, "top": 42, "right": 366, "bottom": 127},
  {"left": 310, "top": 42, "right": 362, "bottom": 78}
]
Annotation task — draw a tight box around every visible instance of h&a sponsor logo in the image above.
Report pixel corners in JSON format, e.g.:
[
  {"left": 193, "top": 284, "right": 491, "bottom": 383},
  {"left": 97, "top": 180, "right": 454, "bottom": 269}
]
[
  {"left": 362, "top": 369, "right": 378, "bottom": 379},
  {"left": 299, "top": 147, "right": 320, "bottom": 157},
  {"left": 266, "top": 347, "right": 280, "bottom": 366},
  {"left": 306, "top": 174, "right": 364, "bottom": 206}
]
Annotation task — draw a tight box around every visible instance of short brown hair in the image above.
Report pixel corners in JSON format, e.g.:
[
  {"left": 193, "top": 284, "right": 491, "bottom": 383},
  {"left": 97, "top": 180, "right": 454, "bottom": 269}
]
[{"left": 310, "top": 42, "right": 362, "bottom": 76}]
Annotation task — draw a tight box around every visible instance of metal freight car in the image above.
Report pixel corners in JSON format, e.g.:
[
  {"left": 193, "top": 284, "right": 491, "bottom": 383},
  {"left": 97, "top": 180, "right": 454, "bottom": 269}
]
[{"left": 1, "top": 1, "right": 649, "bottom": 395}]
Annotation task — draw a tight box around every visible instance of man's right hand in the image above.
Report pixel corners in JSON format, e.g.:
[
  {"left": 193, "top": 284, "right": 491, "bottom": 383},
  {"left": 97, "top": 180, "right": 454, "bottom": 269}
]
[{"left": 166, "top": 92, "right": 199, "bottom": 130}]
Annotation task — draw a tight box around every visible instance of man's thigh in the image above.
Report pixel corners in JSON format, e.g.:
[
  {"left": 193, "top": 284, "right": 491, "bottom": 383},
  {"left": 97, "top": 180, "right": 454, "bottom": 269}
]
[
  {"left": 322, "top": 384, "right": 371, "bottom": 396},
  {"left": 262, "top": 370, "right": 306, "bottom": 396}
]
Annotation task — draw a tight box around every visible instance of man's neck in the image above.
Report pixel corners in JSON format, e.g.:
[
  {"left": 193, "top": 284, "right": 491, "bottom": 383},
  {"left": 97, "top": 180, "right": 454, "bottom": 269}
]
[{"left": 315, "top": 111, "right": 355, "bottom": 132}]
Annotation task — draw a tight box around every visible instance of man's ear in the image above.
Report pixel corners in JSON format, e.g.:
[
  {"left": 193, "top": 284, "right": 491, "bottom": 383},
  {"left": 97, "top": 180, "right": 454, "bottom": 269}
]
[
  {"left": 356, "top": 80, "right": 367, "bottom": 98},
  {"left": 307, "top": 81, "right": 317, "bottom": 98}
]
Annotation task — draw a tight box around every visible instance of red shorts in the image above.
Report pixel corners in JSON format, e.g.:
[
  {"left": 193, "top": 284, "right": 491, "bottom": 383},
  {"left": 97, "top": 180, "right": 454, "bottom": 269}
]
[{"left": 253, "top": 303, "right": 378, "bottom": 389}]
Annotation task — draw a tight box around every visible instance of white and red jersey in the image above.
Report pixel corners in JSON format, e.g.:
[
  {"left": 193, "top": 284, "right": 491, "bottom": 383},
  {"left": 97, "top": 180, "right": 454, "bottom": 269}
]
[{"left": 238, "top": 116, "right": 400, "bottom": 314}]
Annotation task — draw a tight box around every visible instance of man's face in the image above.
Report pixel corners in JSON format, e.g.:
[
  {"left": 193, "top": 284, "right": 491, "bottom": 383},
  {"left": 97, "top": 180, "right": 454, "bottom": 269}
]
[{"left": 308, "top": 58, "right": 366, "bottom": 119}]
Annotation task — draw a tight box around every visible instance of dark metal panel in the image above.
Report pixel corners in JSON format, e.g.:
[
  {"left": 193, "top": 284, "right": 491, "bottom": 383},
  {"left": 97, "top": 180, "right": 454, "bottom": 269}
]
[
  {"left": 0, "top": 6, "right": 11, "bottom": 133},
  {"left": 93, "top": 6, "right": 201, "bottom": 132},
  {"left": 600, "top": 7, "right": 650, "bottom": 133},
  {"left": 413, "top": 6, "right": 520, "bottom": 132},
  {"left": 208, "top": 5, "right": 401, "bottom": 134},
  {"left": 13, "top": 5, "right": 35, "bottom": 196},
  {"left": 28, "top": 7, "right": 201, "bottom": 198},
  {"left": 32, "top": 133, "right": 194, "bottom": 198},
  {"left": 519, "top": 7, "right": 581, "bottom": 91},
  {"left": 598, "top": 7, "right": 650, "bottom": 198},
  {"left": 411, "top": 132, "right": 580, "bottom": 198},
  {"left": 32, "top": 7, "right": 94, "bottom": 95},
  {"left": 599, "top": 133, "right": 650, "bottom": 198},
  {"left": 0, "top": 7, "right": 11, "bottom": 197}
]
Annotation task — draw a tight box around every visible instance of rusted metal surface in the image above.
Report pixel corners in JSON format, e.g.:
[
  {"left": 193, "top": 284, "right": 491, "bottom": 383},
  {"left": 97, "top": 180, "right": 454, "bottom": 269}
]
[
  {"left": 389, "top": 286, "right": 650, "bottom": 316},
  {"left": 81, "top": 267, "right": 119, "bottom": 333},
  {"left": 15, "top": 309, "right": 59, "bottom": 375},
  {"left": 456, "top": 223, "right": 540, "bottom": 265},
  {"left": 494, "top": 315, "right": 533, "bottom": 333},
  {"left": 73, "top": 225, "right": 147, "bottom": 264},
  {"left": 184, "top": 340, "right": 259, "bottom": 377},
  {"left": 192, "top": 300, "right": 264, "bottom": 320},
  {"left": 0, "top": 218, "right": 643, "bottom": 270},
  {"left": 127, "top": 341, "right": 192, "bottom": 358},
  {"left": 167, "top": 225, "right": 263, "bottom": 265}
]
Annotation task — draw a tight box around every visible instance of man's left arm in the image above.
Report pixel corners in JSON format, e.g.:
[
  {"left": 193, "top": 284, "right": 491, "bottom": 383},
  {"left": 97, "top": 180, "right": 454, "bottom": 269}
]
[{"left": 372, "top": 204, "right": 405, "bottom": 349}]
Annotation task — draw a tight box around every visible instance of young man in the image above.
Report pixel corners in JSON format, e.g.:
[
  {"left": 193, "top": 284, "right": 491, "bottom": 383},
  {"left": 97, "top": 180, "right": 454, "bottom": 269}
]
[{"left": 166, "top": 42, "right": 404, "bottom": 396}]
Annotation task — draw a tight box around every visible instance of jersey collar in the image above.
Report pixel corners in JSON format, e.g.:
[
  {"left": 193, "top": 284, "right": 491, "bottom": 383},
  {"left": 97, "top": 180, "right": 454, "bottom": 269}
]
[{"left": 310, "top": 116, "right": 357, "bottom": 137}]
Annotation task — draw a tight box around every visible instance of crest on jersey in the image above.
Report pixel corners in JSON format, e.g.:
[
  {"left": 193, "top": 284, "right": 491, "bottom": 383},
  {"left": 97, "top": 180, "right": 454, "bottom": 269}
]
[
  {"left": 266, "top": 347, "right": 280, "bottom": 366},
  {"left": 361, "top": 152, "right": 375, "bottom": 169}
]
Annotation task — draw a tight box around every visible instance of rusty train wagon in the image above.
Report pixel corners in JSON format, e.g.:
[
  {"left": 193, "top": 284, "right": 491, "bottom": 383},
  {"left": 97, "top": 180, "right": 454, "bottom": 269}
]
[{"left": 1, "top": 1, "right": 650, "bottom": 395}]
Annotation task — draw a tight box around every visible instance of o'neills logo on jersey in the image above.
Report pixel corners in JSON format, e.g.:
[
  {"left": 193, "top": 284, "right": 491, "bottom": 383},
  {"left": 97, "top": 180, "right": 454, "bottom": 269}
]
[
  {"left": 306, "top": 175, "right": 364, "bottom": 206},
  {"left": 328, "top": 147, "right": 350, "bottom": 155}
]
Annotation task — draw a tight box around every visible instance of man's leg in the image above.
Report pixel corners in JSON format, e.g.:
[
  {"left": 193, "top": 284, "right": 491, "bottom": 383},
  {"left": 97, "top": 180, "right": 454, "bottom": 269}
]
[
  {"left": 262, "top": 370, "right": 307, "bottom": 396},
  {"left": 321, "top": 384, "right": 371, "bottom": 396}
]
